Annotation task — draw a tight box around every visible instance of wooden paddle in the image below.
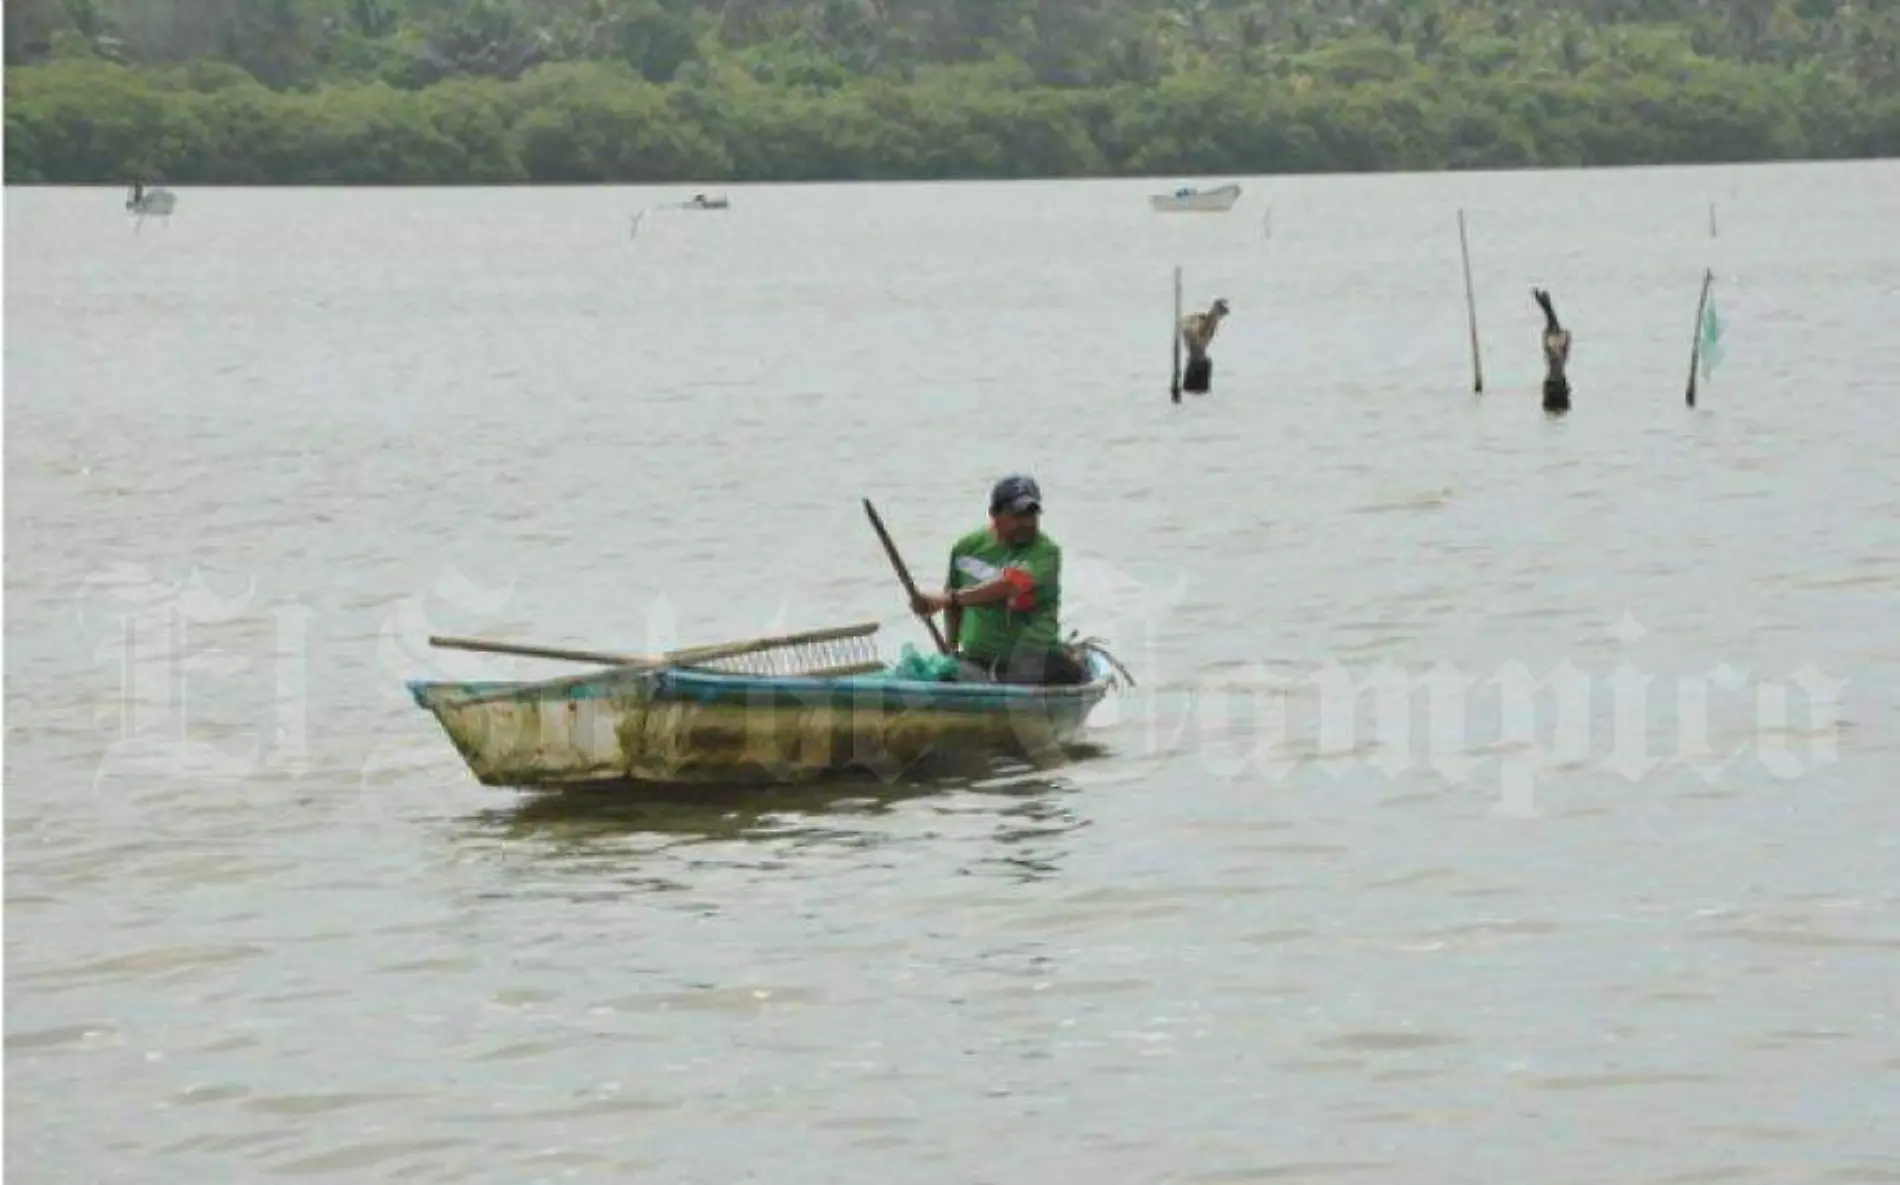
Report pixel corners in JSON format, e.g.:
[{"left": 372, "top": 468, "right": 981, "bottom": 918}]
[{"left": 862, "top": 498, "right": 951, "bottom": 655}]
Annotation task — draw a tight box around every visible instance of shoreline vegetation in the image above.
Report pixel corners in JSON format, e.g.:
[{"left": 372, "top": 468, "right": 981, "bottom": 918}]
[{"left": 6, "top": 0, "right": 1898, "bottom": 186}]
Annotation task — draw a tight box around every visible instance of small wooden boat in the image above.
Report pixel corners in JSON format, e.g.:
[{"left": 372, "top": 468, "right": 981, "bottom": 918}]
[
  {"left": 1149, "top": 182, "right": 1242, "bottom": 213},
  {"left": 407, "top": 626, "right": 1124, "bottom": 790},
  {"left": 677, "top": 192, "right": 729, "bottom": 211}
]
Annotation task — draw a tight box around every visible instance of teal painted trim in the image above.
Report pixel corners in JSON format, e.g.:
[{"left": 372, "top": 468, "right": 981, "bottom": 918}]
[{"left": 653, "top": 670, "right": 1106, "bottom": 713}]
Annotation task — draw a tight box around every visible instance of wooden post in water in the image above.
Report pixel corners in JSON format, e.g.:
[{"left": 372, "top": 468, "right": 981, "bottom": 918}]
[
  {"left": 1459, "top": 209, "right": 1484, "bottom": 393},
  {"left": 1685, "top": 268, "right": 1714, "bottom": 409},
  {"left": 1170, "top": 265, "right": 1184, "bottom": 405}
]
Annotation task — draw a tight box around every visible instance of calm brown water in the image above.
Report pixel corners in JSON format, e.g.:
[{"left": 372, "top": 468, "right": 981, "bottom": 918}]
[{"left": 7, "top": 163, "right": 1899, "bottom": 1183}]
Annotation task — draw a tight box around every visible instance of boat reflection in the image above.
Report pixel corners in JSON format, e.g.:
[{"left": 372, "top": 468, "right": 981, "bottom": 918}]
[{"left": 464, "top": 745, "right": 1104, "bottom": 850}]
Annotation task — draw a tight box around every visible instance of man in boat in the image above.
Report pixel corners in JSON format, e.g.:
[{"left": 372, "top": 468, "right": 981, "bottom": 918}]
[
  {"left": 909, "top": 474, "right": 1090, "bottom": 686},
  {"left": 1534, "top": 288, "right": 1572, "bottom": 412},
  {"left": 1180, "top": 297, "right": 1229, "bottom": 394}
]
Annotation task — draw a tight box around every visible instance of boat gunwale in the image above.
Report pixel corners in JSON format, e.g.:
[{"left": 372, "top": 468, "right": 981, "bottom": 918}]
[{"left": 407, "top": 657, "right": 1116, "bottom": 712}]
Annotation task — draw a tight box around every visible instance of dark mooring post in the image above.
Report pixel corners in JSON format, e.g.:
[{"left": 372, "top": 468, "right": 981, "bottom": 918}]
[
  {"left": 1533, "top": 287, "right": 1572, "bottom": 414},
  {"left": 1180, "top": 296, "right": 1229, "bottom": 396}
]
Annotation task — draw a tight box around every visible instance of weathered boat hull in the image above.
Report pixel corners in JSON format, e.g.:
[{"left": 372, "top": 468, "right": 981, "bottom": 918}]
[
  {"left": 407, "top": 654, "right": 1113, "bottom": 789},
  {"left": 1150, "top": 183, "right": 1242, "bottom": 213}
]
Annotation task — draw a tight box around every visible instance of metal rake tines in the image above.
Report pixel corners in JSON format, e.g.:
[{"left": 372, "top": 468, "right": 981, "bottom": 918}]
[{"left": 695, "top": 631, "right": 885, "bottom": 678}]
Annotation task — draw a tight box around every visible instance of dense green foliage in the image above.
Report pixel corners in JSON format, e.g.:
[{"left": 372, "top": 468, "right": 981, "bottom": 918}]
[{"left": 7, "top": 0, "right": 1898, "bottom": 183}]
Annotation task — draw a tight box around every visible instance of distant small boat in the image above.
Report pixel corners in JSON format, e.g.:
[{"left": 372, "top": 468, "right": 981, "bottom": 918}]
[
  {"left": 1150, "top": 183, "right": 1241, "bottom": 213},
  {"left": 125, "top": 183, "right": 177, "bottom": 225},
  {"left": 676, "top": 192, "right": 730, "bottom": 211}
]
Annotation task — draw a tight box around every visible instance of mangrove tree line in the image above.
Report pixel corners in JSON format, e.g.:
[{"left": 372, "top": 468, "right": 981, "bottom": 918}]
[{"left": 6, "top": 0, "right": 1897, "bottom": 183}]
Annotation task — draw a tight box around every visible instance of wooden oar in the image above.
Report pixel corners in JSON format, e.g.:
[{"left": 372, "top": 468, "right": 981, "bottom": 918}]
[
  {"left": 429, "top": 636, "right": 650, "bottom": 665},
  {"left": 429, "top": 621, "right": 880, "bottom": 670},
  {"left": 862, "top": 498, "right": 951, "bottom": 655}
]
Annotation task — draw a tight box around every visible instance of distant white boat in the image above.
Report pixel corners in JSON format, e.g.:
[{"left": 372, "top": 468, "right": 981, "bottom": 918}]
[
  {"left": 126, "top": 183, "right": 177, "bottom": 226},
  {"left": 1150, "top": 183, "right": 1241, "bottom": 213},
  {"left": 674, "top": 192, "right": 729, "bottom": 211}
]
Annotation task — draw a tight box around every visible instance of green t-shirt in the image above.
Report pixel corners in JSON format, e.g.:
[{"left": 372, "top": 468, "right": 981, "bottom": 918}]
[{"left": 945, "top": 528, "right": 1062, "bottom": 660}]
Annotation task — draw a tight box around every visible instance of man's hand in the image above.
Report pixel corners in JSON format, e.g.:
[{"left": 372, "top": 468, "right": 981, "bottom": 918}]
[{"left": 911, "top": 589, "right": 951, "bottom": 616}]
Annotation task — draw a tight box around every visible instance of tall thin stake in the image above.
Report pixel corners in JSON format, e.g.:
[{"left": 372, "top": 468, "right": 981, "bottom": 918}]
[
  {"left": 1459, "top": 209, "right": 1483, "bottom": 393},
  {"left": 1686, "top": 268, "right": 1714, "bottom": 409},
  {"left": 1170, "top": 265, "right": 1183, "bottom": 405}
]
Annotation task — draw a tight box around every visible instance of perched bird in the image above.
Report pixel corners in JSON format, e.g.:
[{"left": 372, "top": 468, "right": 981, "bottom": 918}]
[
  {"left": 1180, "top": 297, "right": 1231, "bottom": 362},
  {"left": 1533, "top": 288, "right": 1572, "bottom": 412}
]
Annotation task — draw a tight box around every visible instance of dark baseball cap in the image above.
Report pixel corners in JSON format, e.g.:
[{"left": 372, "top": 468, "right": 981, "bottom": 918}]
[{"left": 990, "top": 474, "right": 1042, "bottom": 514}]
